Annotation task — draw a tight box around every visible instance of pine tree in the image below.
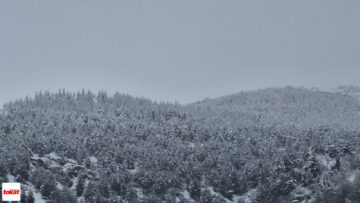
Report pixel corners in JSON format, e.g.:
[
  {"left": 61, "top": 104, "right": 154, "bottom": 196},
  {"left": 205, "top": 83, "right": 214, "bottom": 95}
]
[
  {"left": 40, "top": 173, "right": 57, "bottom": 198},
  {"left": 76, "top": 174, "right": 86, "bottom": 196},
  {"left": 27, "top": 191, "right": 35, "bottom": 203},
  {"left": 84, "top": 182, "right": 98, "bottom": 203}
]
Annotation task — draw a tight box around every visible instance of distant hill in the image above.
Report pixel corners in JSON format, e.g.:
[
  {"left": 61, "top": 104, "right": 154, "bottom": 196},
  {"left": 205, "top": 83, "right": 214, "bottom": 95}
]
[{"left": 190, "top": 86, "right": 360, "bottom": 129}]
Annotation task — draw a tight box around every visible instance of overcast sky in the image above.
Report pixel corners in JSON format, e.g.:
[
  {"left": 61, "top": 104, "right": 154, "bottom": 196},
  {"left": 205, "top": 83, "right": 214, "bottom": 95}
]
[{"left": 0, "top": 0, "right": 360, "bottom": 106}]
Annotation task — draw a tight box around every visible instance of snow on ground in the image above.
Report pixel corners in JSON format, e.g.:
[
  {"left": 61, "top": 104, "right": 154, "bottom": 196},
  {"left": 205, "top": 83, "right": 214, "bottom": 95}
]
[
  {"left": 291, "top": 185, "right": 313, "bottom": 203},
  {"left": 233, "top": 188, "right": 257, "bottom": 203},
  {"left": 348, "top": 173, "right": 356, "bottom": 183},
  {"left": 347, "top": 170, "right": 359, "bottom": 183},
  {"left": 89, "top": 156, "right": 98, "bottom": 166},
  {"left": 187, "top": 141, "right": 195, "bottom": 148},
  {"left": 128, "top": 162, "right": 139, "bottom": 174},
  {"left": 6, "top": 173, "right": 16, "bottom": 182},
  {"left": 56, "top": 181, "right": 64, "bottom": 190},
  {"left": 316, "top": 154, "right": 336, "bottom": 170},
  {"left": 134, "top": 187, "right": 144, "bottom": 200},
  {"left": 70, "top": 177, "right": 79, "bottom": 191},
  {"left": 204, "top": 186, "right": 238, "bottom": 203},
  {"left": 7, "top": 169, "right": 46, "bottom": 202},
  {"left": 77, "top": 196, "right": 85, "bottom": 202},
  {"left": 24, "top": 182, "right": 47, "bottom": 203},
  {"left": 32, "top": 153, "right": 40, "bottom": 159},
  {"left": 32, "top": 189, "right": 46, "bottom": 203},
  {"left": 200, "top": 176, "right": 232, "bottom": 202},
  {"left": 45, "top": 152, "right": 61, "bottom": 160},
  {"left": 180, "top": 189, "right": 194, "bottom": 202},
  {"left": 6, "top": 151, "right": 99, "bottom": 202}
]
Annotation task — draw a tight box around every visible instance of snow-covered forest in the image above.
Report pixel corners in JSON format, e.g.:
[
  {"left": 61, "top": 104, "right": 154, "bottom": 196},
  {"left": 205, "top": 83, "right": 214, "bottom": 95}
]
[{"left": 1, "top": 86, "right": 360, "bottom": 203}]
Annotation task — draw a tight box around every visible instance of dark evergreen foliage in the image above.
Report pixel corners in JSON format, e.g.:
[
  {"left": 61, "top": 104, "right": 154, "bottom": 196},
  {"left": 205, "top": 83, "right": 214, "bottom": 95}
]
[{"left": 1, "top": 87, "right": 360, "bottom": 202}]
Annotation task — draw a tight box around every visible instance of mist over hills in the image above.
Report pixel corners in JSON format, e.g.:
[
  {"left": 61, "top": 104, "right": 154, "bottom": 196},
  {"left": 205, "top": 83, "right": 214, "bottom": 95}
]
[{"left": 1, "top": 87, "right": 360, "bottom": 203}]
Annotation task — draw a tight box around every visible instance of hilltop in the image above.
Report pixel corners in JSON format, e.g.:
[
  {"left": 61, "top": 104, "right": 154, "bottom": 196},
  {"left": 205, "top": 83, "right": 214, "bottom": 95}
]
[{"left": 190, "top": 87, "right": 360, "bottom": 129}]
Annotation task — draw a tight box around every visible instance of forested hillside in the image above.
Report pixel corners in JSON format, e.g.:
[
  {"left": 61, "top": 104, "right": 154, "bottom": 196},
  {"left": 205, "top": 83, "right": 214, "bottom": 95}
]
[{"left": 1, "top": 87, "right": 360, "bottom": 203}]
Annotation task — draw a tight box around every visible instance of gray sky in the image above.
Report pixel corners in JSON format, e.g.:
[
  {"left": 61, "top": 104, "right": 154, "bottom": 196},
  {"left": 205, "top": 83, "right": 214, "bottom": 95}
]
[{"left": 1, "top": 0, "right": 360, "bottom": 106}]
